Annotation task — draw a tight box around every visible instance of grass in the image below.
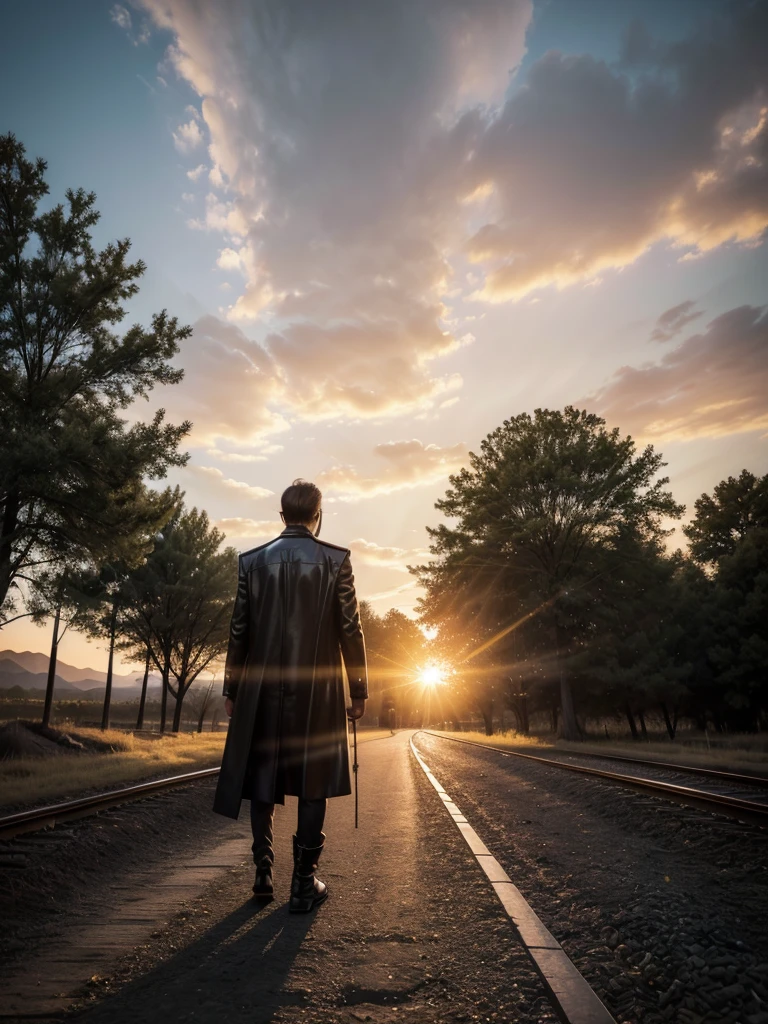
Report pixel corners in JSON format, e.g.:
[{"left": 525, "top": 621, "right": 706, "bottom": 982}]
[
  {"left": 0, "top": 727, "right": 227, "bottom": 810},
  {"left": 427, "top": 729, "right": 768, "bottom": 775},
  {"left": 0, "top": 724, "right": 395, "bottom": 811}
]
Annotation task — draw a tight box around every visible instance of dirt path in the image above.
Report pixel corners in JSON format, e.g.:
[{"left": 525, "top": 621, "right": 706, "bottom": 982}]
[{"left": 2, "top": 731, "right": 560, "bottom": 1024}]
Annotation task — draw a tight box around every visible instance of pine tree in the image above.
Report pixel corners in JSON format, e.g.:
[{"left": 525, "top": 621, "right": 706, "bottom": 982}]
[{"left": 0, "top": 134, "right": 191, "bottom": 623}]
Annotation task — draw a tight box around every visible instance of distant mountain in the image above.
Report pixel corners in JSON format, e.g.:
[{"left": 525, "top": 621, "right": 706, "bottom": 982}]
[
  {"left": 0, "top": 659, "right": 29, "bottom": 676},
  {"left": 0, "top": 651, "right": 143, "bottom": 688},
  {"left": 0, "top": 654, "right": 163, "bottom": 703},
  {"left": 0, "top": 667, "right": 81, "bottom": 692},
  {"left": 0, "top": 681, "right": 164, "bottom": 702}
]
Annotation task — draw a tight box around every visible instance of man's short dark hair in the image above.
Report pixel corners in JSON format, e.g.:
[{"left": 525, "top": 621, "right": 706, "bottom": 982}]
[{"left": 281, "top": 479, "right": 322, "bottom": 524}]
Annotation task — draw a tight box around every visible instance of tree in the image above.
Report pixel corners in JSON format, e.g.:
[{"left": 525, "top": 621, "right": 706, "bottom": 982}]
[
  {"left": 75, "top": 560, "right": 147, "bottom": 731},
  {"left": 414, "top": 408, "right": 682, "bottom": 739},
  {"left": 359, "top": 602, "right": 425, "bottom": 726},
  {"left": 573, "top": 534, "right": 690, "bottom": 740},
  {"left": 185, "top": 678, "right": 218, "bottom": 733},
  {"left": 135, "top": 647, "right": 152, "bottom": 730},
  {"left": 684, "top": 471, "right": 768, "bottom": 731},
  {"left": 684, "top": 470, "right": 768, "bottom": 566},
  {"left": 0, "top": 134, "right": 191, "bottom": 623},
  {"left": 707, "top": 528, "right": 768, "bottom": 730},
  {"left": 27, "top": 569, "right": 102, "bottom": 727},
  {"left": 120, "top": 503, "right": 238, "bottom": 733}
]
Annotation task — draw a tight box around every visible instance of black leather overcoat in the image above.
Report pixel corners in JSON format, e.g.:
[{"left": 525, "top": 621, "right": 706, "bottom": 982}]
[{"left": 212, "top": 525, "right": 368, "bottom": 819}]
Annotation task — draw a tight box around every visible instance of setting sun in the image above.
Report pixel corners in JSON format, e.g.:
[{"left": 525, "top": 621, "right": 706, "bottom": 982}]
[{"left": 418, "top": 663, "right": 448, "bottom": 688}]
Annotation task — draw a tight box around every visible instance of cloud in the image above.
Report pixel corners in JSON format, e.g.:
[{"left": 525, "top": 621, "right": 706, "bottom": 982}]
[
  {"left": 349, "top": 538, "right": 430, "bottom": 572},
  {"left": 318, "top": 439, "right": 468, "bottom": 500},
  {"left": 172, "top": 117, "right": 203, "bottom": 153},
  {"left": 215, "top": 518, "right": 281, "bottom": 541},
  {"left": 204, "top": 442, "right": 284, "bottom": 464},
  {"left": 187, "top": 193, "right": 247, "bottom": 234},
  {"left": 216, "top": 247, "right": 244, "bottom": 272},
  {"left": 111, "top": 4, "right": 151, "bottom": 45},
  {"left": 187, "top": 465, "right": 274, "bottom": 500},
  {"left": 205, "top": 450, "right": 264, "bottom": 464},
  {"left": 186, "top": 163, "right": 206, "bottom": 181},
  {"left": 167, "top": 315, "right": 287, "bottom": 446},
  {"left": 469, "top": 5, "right": 768, "bottom": 299},
  {"left": 139, "top": 0, "right": 532, "bottom": 420},
  {"left": 139, "top": 0, "right": 768, "bottom": 447},
  {"left": 650, "top": 300, "right": 702, "bottom": 343},
  {"left": 362, "top": 580, "right": 419, "bottom": 604},
  {"left": 110, "top": 4, "right": 132, "bottom": 32},
  {"left": 589, "top": 305, "right": 768, "bottom": 441}
]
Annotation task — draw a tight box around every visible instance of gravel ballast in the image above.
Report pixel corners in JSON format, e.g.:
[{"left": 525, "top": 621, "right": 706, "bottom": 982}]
[{"left": 415, "top": 731, "right": 768, "bottom": 1024}]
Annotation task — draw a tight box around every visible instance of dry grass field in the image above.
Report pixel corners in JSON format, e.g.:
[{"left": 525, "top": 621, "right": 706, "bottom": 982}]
[
  {"left": 428, "top": 729, "right": 768, "bottom": 775},
  {"left": 0, "top": 725, "right": 393, "bottom": 811},
  {"left": 0, "top": 728, "right": 227, "bottom": 810}
]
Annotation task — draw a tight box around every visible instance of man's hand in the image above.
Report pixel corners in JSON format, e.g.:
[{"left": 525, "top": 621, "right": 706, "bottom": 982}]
[
  {"left": 224, "top": 697, "right": 234, "bottom": 718},
  {"left": 347, "top": 697, "right": 366, "bottom": 722}
]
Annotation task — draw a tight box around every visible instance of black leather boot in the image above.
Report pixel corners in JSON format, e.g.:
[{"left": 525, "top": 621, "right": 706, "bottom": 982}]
[
  {"left": 252, "top": 848, "right": 274, "bottom": 900},
  {"left": 289, "top": 833, "right": 328, "bottom": 913}
]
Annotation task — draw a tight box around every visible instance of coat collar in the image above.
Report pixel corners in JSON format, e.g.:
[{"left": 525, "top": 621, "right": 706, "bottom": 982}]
[{"left": 280, "top": 524, "right": 316, "bottom": 538}]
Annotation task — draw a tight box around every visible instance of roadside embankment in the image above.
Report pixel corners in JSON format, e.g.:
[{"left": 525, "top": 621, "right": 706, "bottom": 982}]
[
  {"left": 0, "top": 723, "right": 392, "bottom": 812},
  {"left": 435, "top": 729, "right": 768, "bottom": 776}
]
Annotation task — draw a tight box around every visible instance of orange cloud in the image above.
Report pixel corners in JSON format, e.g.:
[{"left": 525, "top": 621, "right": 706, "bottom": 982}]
[
  {"left": 215, "top": 518, "right": 281, "bottom": 542},
  {"left": 589, "top": 305, "right": 768, "bottom": 442},
  {"left": 349, "top": 538, "right": 430, "bottom": 572},
  {"left": 187, "top": 465, "right": 274, "bottom": 501},
  {"left": 318, "top": 439, "right": 468, "bottom": 500},
  {"left": 468, "top": 8, "right": 768, "bottom": 299},
  {"left": 166, "top": 316, "right": 287, "bottom": 446}
]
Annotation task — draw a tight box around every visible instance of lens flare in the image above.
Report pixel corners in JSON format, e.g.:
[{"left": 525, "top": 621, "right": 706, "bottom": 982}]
[{"left": 418, "top": 663, "right": 447, "bottom": 687}]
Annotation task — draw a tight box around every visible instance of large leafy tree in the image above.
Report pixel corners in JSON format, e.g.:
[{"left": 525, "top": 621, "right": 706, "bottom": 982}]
[
  {"left": 684, "top": 470, "right": 768, "bottom": 566},
  {"left": 414, "top": 408, "right": 682, "bottom": 739},
  {"left": 0, "top": 134, "right": 191, "bottom": 622},
  {"left": 574, "top": 534, "right": 690, "bottom": 740},
  {"left": 684, "top": 470, "right": 768, "bottom": 730}
]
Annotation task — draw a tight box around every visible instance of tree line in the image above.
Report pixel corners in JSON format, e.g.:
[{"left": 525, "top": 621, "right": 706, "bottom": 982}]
[{"left": 412, "top": 408, "right": 767, "bottom": 740}]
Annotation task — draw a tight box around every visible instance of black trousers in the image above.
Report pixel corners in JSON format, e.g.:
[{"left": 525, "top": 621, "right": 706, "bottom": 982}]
[{"left": 250, "top": 797, "right": 327, "bottom": 862}]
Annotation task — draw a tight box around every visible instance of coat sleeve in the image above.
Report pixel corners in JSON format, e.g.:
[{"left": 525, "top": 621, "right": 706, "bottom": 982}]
[
  {"left": 335, "top": 553, "right": 368, "bottom": 700},
  {"left": 222, "top": 555, "right": 249, "bottom": 701}
]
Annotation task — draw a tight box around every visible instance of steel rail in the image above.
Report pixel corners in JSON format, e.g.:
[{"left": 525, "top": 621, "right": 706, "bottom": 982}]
[
  {"left": 532, "top": 747, "right": 768, "bottom": 787},
  {"left": 421, "top": 732, "right": 768, "bottom": 828},
  {"left": 0, "top": 766, "right": 221, "bottom": 841}
]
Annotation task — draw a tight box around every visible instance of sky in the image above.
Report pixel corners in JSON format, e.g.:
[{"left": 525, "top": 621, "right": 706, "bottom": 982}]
[{"left": 1, "top": 0, "right": 766, "bottom": 674}]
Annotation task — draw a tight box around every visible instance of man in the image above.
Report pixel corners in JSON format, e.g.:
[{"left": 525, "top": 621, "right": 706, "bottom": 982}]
[{"left": 213, "top": 479, "right": 367, "bottom": 913}]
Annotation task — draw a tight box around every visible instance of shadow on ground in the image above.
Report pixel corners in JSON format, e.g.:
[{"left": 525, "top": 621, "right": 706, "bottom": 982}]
[{"left": 69, "top": 897, "right": 315, "bottom": 1024}]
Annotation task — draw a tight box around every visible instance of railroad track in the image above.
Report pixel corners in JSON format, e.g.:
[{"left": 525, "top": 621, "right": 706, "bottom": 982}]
[
  {"left": 420, "top": 731, "right": 768, "bottom": 827},
  {"left": 0, "top": 766, "right": 221, "bottom": 841}
]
